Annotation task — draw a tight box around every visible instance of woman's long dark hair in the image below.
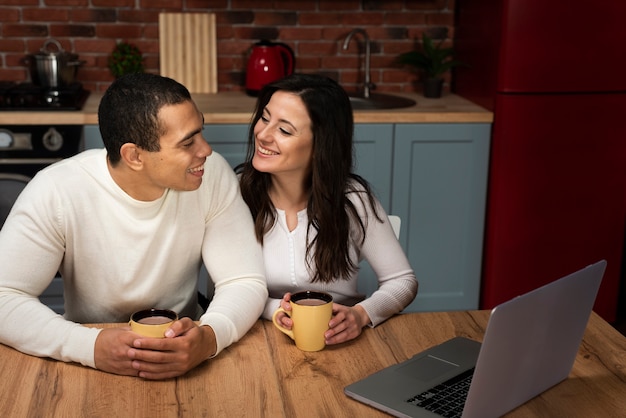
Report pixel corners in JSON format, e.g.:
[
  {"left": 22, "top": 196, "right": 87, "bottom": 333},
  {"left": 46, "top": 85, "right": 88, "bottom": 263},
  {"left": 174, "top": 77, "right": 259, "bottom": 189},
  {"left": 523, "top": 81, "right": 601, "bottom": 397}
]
[{"left": 236, "top": 73, "right": 381, "bottom": 283}]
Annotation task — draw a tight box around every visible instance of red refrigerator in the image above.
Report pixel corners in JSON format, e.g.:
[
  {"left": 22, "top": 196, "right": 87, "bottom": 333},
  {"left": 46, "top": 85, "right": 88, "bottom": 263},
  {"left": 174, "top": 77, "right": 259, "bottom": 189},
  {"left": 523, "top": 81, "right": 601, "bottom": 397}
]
[{"left": 454, "top": 0, "right": 626, "bottom": 322}]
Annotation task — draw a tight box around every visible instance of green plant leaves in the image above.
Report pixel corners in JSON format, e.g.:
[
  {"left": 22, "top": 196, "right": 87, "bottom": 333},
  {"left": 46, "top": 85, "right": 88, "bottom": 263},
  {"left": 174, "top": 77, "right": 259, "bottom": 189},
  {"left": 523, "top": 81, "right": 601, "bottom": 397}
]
[
  {"left": 108, "top": 42, "right": 145, "bottom": 79},
  {"left": 396, "top": 33, "right": 464, "bottom": 78}
]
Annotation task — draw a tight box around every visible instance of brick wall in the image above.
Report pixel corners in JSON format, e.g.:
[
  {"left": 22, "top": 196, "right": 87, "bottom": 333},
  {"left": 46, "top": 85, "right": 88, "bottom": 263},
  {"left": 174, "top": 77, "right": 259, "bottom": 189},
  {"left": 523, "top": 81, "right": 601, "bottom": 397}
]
[{"left": 0, "top": 0, "right": 455, "bottom": 94}]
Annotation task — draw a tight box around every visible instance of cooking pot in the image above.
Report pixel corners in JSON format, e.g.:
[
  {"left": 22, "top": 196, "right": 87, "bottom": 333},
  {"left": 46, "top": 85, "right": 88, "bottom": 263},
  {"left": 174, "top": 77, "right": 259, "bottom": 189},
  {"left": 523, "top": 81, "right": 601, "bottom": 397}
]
[
  {"left": 25, "top": 39, "right": 84, "bottom": 88},
  {"left": 245, "top": 40, "right": 295, "bottom": 96}
]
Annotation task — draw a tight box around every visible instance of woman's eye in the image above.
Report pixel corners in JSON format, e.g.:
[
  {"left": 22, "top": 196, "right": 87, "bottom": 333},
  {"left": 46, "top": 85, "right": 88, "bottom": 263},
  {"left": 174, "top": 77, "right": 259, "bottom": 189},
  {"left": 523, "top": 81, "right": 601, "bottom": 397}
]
[
  {"left": 260, "top": 115, "right": 269, "bottom": 123},
  {"left": 279, "top": 128, "right": 292, "bottom": 136}
]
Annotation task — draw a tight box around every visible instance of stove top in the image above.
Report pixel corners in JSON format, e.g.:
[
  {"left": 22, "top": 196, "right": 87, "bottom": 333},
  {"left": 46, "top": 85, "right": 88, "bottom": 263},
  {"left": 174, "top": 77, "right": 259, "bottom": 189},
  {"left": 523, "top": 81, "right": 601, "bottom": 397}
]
[{"left": 0, "top": 82, "right": 89, "bottom": 111}]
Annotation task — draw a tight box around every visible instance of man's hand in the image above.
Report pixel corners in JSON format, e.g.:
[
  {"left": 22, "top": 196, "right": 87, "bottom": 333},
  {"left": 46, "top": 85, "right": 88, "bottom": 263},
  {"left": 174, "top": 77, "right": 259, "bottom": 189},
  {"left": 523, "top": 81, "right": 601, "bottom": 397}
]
[{"left": 94, "top": 318, "right": 217, "bottom": 380}]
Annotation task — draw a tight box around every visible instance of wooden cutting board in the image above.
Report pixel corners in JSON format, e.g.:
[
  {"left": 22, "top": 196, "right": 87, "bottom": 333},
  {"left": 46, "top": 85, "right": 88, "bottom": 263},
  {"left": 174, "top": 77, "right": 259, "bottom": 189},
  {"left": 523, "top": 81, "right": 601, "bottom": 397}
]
[{"left": 159, "top": 13, "right": 217, "bottom": 93}]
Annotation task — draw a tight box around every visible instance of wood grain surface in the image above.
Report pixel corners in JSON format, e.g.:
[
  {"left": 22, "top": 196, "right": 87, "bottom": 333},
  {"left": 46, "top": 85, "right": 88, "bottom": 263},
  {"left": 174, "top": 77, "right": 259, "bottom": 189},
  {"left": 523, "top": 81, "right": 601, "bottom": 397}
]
[
  {"left": 159, "top": 12, "right": 217, "bottom": 94},
  {"left": 0, "top": 311, "right": 624, "bottom": 417}
]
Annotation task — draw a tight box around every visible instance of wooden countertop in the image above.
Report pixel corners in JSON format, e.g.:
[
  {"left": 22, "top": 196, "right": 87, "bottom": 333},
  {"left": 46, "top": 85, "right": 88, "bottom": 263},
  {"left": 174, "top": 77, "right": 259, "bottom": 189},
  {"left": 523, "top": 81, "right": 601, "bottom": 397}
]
[
  {"left": 0, "top": 91, "right": 493, "bottom": 125},
  {"left": 0, "top": 311, "right": 624, "bottom": 417}
]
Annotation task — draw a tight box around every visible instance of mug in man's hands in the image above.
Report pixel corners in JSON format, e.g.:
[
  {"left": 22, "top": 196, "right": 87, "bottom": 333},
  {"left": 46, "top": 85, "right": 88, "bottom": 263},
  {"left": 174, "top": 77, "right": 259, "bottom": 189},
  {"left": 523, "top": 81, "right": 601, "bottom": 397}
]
[
  {"left": 272, "top": 291, "right": 333, "bottom": 351},
  {"left": 129, "top": 309, "right": 178, "bottom": 338}
]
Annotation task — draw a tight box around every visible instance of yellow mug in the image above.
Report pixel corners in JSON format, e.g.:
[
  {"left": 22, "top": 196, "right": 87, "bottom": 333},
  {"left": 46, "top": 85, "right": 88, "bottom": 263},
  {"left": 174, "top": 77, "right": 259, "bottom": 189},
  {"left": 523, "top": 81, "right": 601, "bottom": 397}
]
[
  {"left": 272, "top": 291, "right": 333, "bottom": 352},
  {"left": 129, "top": 309, "right": 178, "bottom": 338}
]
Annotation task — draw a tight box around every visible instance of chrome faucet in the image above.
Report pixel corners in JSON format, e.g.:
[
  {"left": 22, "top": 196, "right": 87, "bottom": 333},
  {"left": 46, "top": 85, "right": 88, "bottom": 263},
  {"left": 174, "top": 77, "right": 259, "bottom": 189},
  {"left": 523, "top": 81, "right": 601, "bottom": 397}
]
[{"left": 342, "top": 28, "right": 374, "bottom": 98}]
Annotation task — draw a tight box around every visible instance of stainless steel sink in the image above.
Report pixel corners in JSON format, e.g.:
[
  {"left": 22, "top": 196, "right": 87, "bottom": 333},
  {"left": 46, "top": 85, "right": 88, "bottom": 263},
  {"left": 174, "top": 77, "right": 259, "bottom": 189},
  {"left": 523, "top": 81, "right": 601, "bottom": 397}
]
[{"left": 348, "top": 93, "right": 416, "bottom": 110}]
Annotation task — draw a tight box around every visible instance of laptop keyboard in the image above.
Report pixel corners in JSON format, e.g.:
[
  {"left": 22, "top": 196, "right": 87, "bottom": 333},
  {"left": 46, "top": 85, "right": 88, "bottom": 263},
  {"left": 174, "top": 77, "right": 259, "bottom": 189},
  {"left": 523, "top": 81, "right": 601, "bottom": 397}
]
[{"left": 405, "top": 368, "right": 475, "bottom": 418}]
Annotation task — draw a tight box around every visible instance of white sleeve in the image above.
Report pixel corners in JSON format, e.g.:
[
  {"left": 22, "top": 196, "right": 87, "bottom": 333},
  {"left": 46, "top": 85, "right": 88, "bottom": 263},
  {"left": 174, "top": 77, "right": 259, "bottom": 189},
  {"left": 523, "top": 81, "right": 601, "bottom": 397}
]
[
  {"left": 196, "top": 153, "right": 268, "bottom": 355},
  {"left": 355, "top": 196, "right": 418, "bottom": 326}
]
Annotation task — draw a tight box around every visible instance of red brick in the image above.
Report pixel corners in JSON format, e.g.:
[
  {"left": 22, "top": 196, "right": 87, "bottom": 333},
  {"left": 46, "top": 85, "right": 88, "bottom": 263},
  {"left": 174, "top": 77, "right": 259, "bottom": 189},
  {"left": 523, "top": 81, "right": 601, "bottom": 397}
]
[
  {"left": 45, "top": 0, "right": 89, "bottom": 5},
  {"left": 23, "top": 8, "right": 70, "bottom": 22},
  {"left": 0, "top": 69, "right": 29, "bottom": 81},
  {"left": 139, "top": 0, "right": 182, "bottom": 9},
  {"left": 187, "top": 0, "right": 228, "bottom": 9},
  {"left": 95, "top": 23, "right": 142, "bottom": 39},
  {"left": 0, "top": 39, "right": 25, "bottom": 52},
  {"left": 0, "top": 0, "right": 38, "bottom": 5},
  {"left": 92, "top": 0, "right": 135, "bottom": 6},
  {"left": 405, "top": 0, "right": 449, "bottom": 11},
  {"left": 294, "top": 56, "right": 322, "bottom": 71},
  {"left": 319, "top": 0, "right": 361, "bottom": 11},
  {"left": 74, "top": 39, "right": 118, "bottom": 53},
  {"left": 6, "top": 52, "right": 29, "bottom": 67},
  {"left": 425, "top": 12, "right": 454, "bottom": 26},
  {"left": 386, "top": 12, "right": 427, "bottom": 25},
  {"left": 254, "top": 12, "right": 298, "bottom": 26},
  {"left": 341, "top": 12, "right": 384, "bottom": 26},
  {"left": 4, "top": 24, "right": 49, "bottom": 37},
  {"left": 217, "top": 40, "right": 254, "bottom": 55},
  {"left": 299, "top": 12, "right": 342, "bottom": 26},
  {"left": 0, "top": 8, "right": 21, "bottom": 21},
  {"left": 117, "top": 10, "right": 160, "bottom": 23},
  {"left": 50, "top": 24, "right": 96, "bottom": 37},
  {"left": 297, "top": 41, "right": 338, "bottom": 56},
  {"left": 278, "top": 27, "right": 323, "bottom": 41},
  {"left": 71, "top": 9, "right": 118, "bottom": 23},
  {"left": 142, "top": 25, "right": 159, "bottom": 40}
]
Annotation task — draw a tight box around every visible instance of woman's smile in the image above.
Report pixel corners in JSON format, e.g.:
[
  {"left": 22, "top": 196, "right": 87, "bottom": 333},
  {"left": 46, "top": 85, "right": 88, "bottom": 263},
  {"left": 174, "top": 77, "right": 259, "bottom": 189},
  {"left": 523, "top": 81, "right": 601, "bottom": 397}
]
[{"left": 257, "top": 144, "right": 279, "bottom": 156}]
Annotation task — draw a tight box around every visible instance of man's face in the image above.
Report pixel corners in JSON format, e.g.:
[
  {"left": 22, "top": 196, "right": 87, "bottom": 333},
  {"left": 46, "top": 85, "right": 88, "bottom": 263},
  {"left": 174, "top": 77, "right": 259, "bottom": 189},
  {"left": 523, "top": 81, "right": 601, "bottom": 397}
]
[{"left": 138, "top": 100, "right": 212, "bottom": 200}]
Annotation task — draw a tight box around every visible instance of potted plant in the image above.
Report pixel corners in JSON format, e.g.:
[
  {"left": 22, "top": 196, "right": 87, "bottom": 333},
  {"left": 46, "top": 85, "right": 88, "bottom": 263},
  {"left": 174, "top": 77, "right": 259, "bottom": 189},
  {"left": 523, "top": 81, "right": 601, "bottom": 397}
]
[
  {"left": 396, "top": 33, "right": 464, "bottom": 98},
  {"left": 107, "top": 42, "right": 145, "bottom": 79}
]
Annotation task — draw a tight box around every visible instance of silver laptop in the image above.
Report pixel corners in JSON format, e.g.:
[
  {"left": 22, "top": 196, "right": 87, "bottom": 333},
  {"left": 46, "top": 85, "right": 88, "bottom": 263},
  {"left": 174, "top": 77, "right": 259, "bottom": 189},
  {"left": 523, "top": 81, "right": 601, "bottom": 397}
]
[{"left": 345, "top": 260, "right": 606, "bottom": 418}]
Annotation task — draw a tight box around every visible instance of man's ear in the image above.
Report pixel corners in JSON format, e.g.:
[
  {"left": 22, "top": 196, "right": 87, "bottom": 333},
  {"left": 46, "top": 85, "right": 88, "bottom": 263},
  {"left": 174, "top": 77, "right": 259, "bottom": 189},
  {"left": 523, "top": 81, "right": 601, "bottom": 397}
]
[{"left": 119, "top": 143, "right": 143, "bottom": 171}]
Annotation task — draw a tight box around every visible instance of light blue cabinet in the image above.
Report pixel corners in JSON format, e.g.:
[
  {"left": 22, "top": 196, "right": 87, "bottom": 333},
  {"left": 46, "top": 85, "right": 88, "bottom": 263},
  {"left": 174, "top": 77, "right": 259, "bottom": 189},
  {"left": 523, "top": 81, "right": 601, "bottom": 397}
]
[
  {"left": 392, "top": 124, "right": 491, "bottom": 312},
  {"left": 81, "top": 122, "right": 492, "bottom": 313}
]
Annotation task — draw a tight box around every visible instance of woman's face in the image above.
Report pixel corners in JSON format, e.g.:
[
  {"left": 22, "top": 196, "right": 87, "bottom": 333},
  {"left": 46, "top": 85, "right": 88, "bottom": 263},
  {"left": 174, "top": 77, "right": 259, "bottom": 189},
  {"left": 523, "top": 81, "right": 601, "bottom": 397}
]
[{"left": 252, "top": 91, "right": 313, "bottom": 180}]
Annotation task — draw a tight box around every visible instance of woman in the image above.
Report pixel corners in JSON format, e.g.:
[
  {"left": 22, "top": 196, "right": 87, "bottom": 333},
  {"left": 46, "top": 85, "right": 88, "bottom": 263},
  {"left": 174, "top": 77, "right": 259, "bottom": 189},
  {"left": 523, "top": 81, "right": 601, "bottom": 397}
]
[{"left": 237, "top": 73, "right": 417, "bottom": 345}]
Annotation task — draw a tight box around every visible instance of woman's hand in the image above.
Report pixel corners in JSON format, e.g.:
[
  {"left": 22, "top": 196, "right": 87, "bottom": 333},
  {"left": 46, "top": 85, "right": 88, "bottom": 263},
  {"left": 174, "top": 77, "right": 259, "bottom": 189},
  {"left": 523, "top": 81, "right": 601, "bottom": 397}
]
[
  {"left": 274, "top": 292, "right": 294, "bottom": 329},
  {"left": 324, "top": 303, "right": 370, "bottom": 345}
]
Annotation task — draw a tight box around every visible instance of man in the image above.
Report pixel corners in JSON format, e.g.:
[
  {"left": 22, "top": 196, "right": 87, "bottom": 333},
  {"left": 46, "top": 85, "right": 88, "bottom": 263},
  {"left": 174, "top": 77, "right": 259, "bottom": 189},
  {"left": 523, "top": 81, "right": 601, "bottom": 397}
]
[{"left": 0, "top": 73, "right": 267, "bottom": 379}]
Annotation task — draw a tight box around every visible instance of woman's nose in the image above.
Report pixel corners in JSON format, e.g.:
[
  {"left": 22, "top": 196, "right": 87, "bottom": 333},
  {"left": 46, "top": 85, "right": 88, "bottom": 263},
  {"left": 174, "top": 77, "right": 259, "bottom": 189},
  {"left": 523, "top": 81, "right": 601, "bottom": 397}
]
[{"left": 255, "top": 120, "right": 271, "bottom": 142}]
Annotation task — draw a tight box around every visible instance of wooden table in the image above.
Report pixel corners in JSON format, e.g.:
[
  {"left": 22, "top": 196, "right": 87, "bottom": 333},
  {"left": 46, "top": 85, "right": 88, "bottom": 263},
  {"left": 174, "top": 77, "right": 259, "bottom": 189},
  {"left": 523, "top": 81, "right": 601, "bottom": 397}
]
[{"left": 0, "top": 311, "right": 624, "bottom": 417}]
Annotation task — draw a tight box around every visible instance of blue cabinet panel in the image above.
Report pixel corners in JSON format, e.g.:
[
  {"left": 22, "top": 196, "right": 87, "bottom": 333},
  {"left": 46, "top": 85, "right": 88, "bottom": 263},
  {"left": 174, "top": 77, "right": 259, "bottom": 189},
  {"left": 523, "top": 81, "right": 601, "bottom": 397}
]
[
  {"left": 353, "top": 124, "right": 393, "bottom": 212},
  {"left": 392, "top": 124, "right": 491, "bottom": 312},
  {"left": 203, "top": 124, "right": 249, "bottom": 168}
]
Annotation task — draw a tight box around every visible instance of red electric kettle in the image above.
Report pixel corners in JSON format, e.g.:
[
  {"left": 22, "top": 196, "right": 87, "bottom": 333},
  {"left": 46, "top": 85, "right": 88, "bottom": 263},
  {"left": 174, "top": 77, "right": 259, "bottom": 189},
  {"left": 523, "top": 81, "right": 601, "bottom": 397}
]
[{"left": 245, "top": 40, "right": 295, "bottom": 96}]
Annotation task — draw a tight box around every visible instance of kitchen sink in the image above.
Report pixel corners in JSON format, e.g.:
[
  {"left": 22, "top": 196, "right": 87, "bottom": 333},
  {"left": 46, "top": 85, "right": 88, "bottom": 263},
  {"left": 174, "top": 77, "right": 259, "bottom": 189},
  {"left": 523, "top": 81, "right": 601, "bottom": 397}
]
[{"left": 348, "top": 92, "right": 416, "bottom": 110}]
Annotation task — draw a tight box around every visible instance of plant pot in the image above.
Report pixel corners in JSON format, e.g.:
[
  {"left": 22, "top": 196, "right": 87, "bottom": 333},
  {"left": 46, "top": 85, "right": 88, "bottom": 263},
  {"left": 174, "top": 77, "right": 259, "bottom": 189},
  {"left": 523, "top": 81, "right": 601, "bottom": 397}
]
[{"left": 423, "top": 78, "right": 444, "bottom": 98}]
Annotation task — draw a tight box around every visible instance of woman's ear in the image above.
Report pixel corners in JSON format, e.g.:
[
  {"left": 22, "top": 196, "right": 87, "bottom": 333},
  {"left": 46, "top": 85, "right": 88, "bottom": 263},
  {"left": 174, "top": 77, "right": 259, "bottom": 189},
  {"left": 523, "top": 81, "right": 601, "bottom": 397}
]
[{"left": 119, "top": 143, "right": 143, "bottom": 171}]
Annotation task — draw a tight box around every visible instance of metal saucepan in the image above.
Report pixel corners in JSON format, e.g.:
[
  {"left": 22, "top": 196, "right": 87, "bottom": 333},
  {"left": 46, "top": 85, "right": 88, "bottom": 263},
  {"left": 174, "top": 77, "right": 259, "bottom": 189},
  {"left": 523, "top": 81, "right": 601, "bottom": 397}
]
[{"left": 24, "top": 39, "right": 85, "bottom": 88}]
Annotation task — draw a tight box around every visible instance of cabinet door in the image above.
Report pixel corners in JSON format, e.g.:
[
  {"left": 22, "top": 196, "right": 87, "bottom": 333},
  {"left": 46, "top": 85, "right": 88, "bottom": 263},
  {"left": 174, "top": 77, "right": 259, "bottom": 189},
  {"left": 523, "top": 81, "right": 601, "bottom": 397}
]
[
  {"left": 393, "top": 123, "right": 491, "bottom": 312},
  {"left": 353, "top": 124, "right": 393, "bottom": 212},
  {"left": 353, "top": 124, "right": 394, "bottom": 297},
  {"left": 203, "top": 124, "right": 249, "bottom": 169},
  {"left": 83, "top": 125, "right": 103, "bottom": 149}
]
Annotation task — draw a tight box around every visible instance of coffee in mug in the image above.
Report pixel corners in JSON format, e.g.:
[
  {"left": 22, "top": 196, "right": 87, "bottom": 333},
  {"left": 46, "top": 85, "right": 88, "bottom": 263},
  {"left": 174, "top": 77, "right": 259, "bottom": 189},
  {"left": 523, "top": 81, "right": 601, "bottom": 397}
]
[
  {"left": 272, "top": 291, "right": 333, "bottom": 351},
  {"left": 129, "top": 309, "right": 178, "bottom": 338}
]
